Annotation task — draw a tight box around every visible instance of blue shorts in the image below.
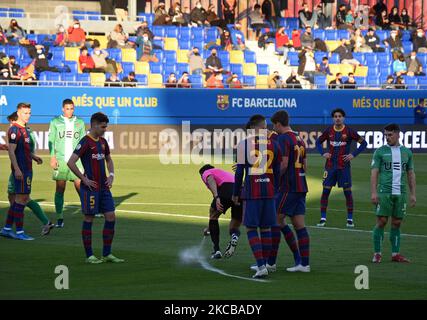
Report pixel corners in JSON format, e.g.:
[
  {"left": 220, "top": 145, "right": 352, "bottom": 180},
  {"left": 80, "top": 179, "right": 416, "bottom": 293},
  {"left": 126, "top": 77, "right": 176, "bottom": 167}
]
[
  {"left": 80, "top": 186, "right": 115, "bottom": 215},
  {"left": 323, "top": 167, "right": 352, "bottom": 188},
  {"left": 276, "top": 192, "right": 306, "bottom": 217},
  {"left": 13, "top": 171, "right": 32, "bottom": 194},
  {"left": 243, "top": 199, "right": 277, "bottom": 228}
]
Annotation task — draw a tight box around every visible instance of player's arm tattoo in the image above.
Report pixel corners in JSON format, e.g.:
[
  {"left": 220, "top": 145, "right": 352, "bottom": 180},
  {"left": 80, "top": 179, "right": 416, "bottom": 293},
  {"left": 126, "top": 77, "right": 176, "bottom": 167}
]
[{"left": 206, "top": 175, "right": 219, "bottom": 198}]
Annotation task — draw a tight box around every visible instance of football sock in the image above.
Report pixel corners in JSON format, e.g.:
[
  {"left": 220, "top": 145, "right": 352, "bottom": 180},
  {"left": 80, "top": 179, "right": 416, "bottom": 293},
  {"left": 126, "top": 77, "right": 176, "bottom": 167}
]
[
  {"left": 344, "top": 189, "right": 353, "bottom": 221},
  {"left": 390, "top": 227, "right": 400, "bottom": 255},
  {"left": 320, "top": 188, "right": 331, "bottom": 220},
  {"left": 373, "top": 226, "right": 384, "bottom": 253},
  {"left": 82, "top": 221, "right": 93, "bottom": 257},
  {"left": 209, "top": 219, "right": 220, "bottom": 252},
  {"left": 27, "top": 200, "right": 49, "bottom": 225},
  {"left": 55, "top": 192, "right": 64, "bottom": 220},
  {"left": 229, "top": 228, "right": 240, "bottom": 240},
  {"left": 281, "top": 225, "right": 301, "bottom": 265},
  {"left": 247, "top": 230, "right": 264, "bottom": 267},
  {"left": 296, "top": 228, "right": 310, "bottom": 266},
  {"left": 260, "top": 230, "right": 272, "bottom": 266},
  {"left": 13, "top": 203, "right": 26, "bottom": 234},
  {"left": 103, "top": 220, "right": 116, "bottom": 257},
  {"left": 4, "top": 203, "right": 16, "bottom": 230},
  {"left": 267, "top": 226, "right": 281, "bottom": 266}
]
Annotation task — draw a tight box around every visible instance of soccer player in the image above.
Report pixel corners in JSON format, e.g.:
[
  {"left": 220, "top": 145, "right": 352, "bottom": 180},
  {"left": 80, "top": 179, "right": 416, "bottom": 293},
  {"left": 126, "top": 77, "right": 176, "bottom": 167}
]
[
  {"left": 199, "top": 164, "right": 242, "bottom": 259},
  {"left": 269, "top": 110, "right": 310, "bottom": 272},
  {"left": 48, "top": 99, "right": 86, "bottom": 228},
  {"left": 233, "top": 114, "right": 282, "bottom": 278},
  {"left": 0, "top": 103, "right": 43, "bottom": 240},
  {"left": 315, "top": 108, "right": 367, "bottom": 228},
  {"left": 5, "top": 112, "right": 54, "bottom": 236},
  {"left": 371, "top": 124, "right": 416, "bottom": 263},
  {"left": 67, "top": 112, "right": 124, "bottom": 264}
]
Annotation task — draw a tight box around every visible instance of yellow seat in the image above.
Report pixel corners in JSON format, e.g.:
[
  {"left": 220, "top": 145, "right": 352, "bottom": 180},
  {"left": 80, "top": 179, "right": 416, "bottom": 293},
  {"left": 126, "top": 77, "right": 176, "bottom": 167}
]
[
  {"left": 326, "top": 75, "right": 335, "bottom": 84},
  {"left": 354, "top": 65, "right": 368, "bottom": 77},
  {"left": 256, "top": 75, "right": 269, "bottom": 89},
  {"left": 177, "top": 50, "right": 189, "bottom": 63},
  {"left": 90, "top": 73, "right": 106, "bottom": 87},
  {"left": 230, "top": 50, "right": 244, "bottom": 64},
  {"left": 135, "top": 61, "right": 150, "bottom": 75},
  {"left": 339, "top": 64, "right": 355, "bottom": 76},
  {"left": 329, "top": 64, "right": 341, "bottom": 76},
  {"left": 325, "top": 40, "right": 340, "bottom": 52},
  {"left": 164, "top": 38, "right": 178, "bottom": 51},
  {"left": 148, "top": 74, "right": 163, "bottom": 88},
  {"left": 64, "top": 47, "right": 80, "bottom": 62},
  {"left": 89, "top": 35, "right": 108, "bottom": 49},
  {"left": 243, "top": 63, "right": 257, "bottom": 76},
  {"left": 122, "top": 48, "right": 136, "bottom": 62}
]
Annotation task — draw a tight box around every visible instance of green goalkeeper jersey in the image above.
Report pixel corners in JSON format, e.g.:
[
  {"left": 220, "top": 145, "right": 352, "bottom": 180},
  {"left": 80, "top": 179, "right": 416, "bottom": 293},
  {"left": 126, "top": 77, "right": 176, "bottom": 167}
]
[
  {"left": 371, "top": 144, "right": 414, "bottom": 195},
  {"left": 48, "top": 116, "right": 86, "bottom": 161}
]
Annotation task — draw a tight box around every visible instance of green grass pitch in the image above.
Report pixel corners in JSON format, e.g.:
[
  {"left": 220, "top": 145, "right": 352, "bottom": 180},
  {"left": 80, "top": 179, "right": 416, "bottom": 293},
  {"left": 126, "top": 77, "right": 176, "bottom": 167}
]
[{"left": 0, "top": 154, "right": 426, "bottom": 300}]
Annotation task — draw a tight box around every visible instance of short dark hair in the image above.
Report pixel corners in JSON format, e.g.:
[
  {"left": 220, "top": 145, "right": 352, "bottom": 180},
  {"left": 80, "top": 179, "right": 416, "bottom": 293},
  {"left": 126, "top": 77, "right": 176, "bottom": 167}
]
[
  {"left": 7, "top": 111, "right": 18, "bottom": 122},
  {"left": 348, "top": 72, "right": 354, "bottom": 76},
  {"left": 271, "top": 110, "right": 289, "bottom": 127},
  {"left": 62, "top": 99, "right": 74, "bottom": 107},
  {"left": 247, "top": 114, "right": 265, "bottom": 129},
  {"left": 199, "top": 164, "right": 214, "bottom": 175},
  {"left": 254, "top": 4, "right": 261, "bottom": 10},
  {"left": 322, "top": 57, "right": 328, "bottom": 61},
  {"left": 384, "top": 123, "right": 400, "bottom": 132},
  {"left": 17, "top": 102, "right": 31, "bottom": 110},
  {"left": 129, "top": 71, "right": 135, "bottom": 76},
  {"left": 90, "top": 112, "right": 109, "bottom": 125},
  {"left": 331, "top": 108, "right": 346, "bottom": 117}
]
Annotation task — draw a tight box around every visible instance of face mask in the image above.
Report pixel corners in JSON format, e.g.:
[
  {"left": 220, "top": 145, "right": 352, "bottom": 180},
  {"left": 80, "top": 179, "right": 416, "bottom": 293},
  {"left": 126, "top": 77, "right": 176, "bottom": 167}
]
[
  {"left": 59, "top": 27, "right": 64, "bottom": 32},
  {"left": 418, "top": 33, "right": 423, "bottom": 37},
  {"left": 170, "top": 76, "right": 175, "bottom": 80},
  {"left": 74, "top": 24, "right": 79, "bottom": 28},
  {"left": 391, "top": 34, "right": 396, "bottom": 38},
  {"left": 217, "top": 75, "right": 223, "bottom": 81},
  {"left": 94, "top": 50, "right": 101, "bottom": 55},
  {"left": 3, "top": 72, "right": 8, "bottom": 77},
  {"left": 411, "top": 56, "right": 416, "bottom": 60},
  {"left": 232, "top": 78, "right": 237, "bottom": 82},
  {"left": 143, "top": 36, "right": 148, "bottom": 41},
  {"left": 197, "top": 4, "right": 202, "bottom": 9},
  {"left": 37, "top": 49, "right": 42, "bottom": 54}
]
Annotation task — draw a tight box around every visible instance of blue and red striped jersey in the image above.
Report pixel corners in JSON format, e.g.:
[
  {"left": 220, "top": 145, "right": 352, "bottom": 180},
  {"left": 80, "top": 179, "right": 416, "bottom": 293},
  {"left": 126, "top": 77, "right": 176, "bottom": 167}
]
[
  {"left": 316, "top": 125, "right": 365, "bottom": 169},
  {"left": 73, "top": 134, "right": 110, "bottom": 191},
  {"left": 8, "top": 123, "right": 32, "bottom": 173},
  {"left": 277, "top": 131, "right": 308, "bottom": 193},
  {"left": 233, "top": 135, "right": 282, "bottom": 200}
]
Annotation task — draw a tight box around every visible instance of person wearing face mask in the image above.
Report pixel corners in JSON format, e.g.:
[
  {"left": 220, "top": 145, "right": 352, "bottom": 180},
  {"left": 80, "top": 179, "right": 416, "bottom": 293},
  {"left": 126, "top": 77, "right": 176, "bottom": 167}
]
[
  {"left": 169, "top": 2, "right": 186, "bottom": 26},
  {"left": 268, "top": 71, "right": 283, "bottom": 88},
  {"left": 8, "top": 56, "right": 21, "bottom": 82},
  {"left": 286, "top": 70, "right": 302, "bottom": 89},
  {"left": 226, "top": 73, "right": 243, "bottom": 88},
  {"left": 406, "top": 51, "right": 425, "bottom": 76},
  {"left": 301, "top": 26, "right": 315, "bottom": 49},
  {"left": 413, "top": 29, "right": 427, "bottom": 53},
  {"left": 67, "top": 19, "right": 86, "bottom": 47},
  {"left": 55, "top": 24, "right": 68, "bottom": 47},
  {"left": 178, "top": 72, "right": 192, "bottom": 88},
  {"left": 0, "top": 26, "right": 8, "bottom": 45},
  {"left": 154, "top": 1, "right": 167, "bottom": 20},
  {"left": 205, "top": 48, "right": 224, "bottom": 80},
  {"left": 6, "top": 19, "right": 26, "bottom": 45},
  {"left": 384, "top": 29, "right": 403, "bottom": 60},
  {"left": 343, "top": 72, "right": 357, "bottom": 89},
  {"left": 108, "top": 24, "right": 129, "bottom": 48},
  {"left": 354, "top": 9, "right": 369, "bottom": 30},
  {"left": 188, "top": 47, "right": 205, "bottom": 75},
  {"left": 377, "top": 10, "right": 391, "bottom": 30},
  {"left": 0, "top": 68, "right": 11, "bottom": 85},
  {"left": 299, "top": 2, "right": 317, "bottom": 29},
  {"left": 31, "top": 44, "right": 64, "bottom": 74},
  {"left": 136, "top": 32, "right": 159, "bottom": 62},
  {"left": 400, "top": 8, "right": 415, "bottom": 30},
  {"left": 328, "top": 72, "right": 344, "bottom": 89},
  {"left": 333, "top": 39, "right": 361, "bottom": 66},
  {"left": 105, "top": 73, "right": 122, "bottom": 87},
  {"left": 388, "top": 6, "right": 402, "bottom": 28},
  {"left": 191, "top": 2, "right": 210, "bottom": 26},
  {"left": 222, "top": 0, "right": 237, "bottom": 25},
  {"left": 79, "top": 47, "right": 104, "bottom": 73},
  {"left": 221, "top": 29, "right": 233, "bottom": 51},
  {"left": 394, "top": 75, "right": 407, "bottom": 89},
  {"left": 207, "top": 4, "right": 226, "bottom": 29},
  {"left": 206, "top": 72, "right": 225, "bottom": 88},
  {"left": 165, "top": 73, "right": 178, "bottom": 88},
  {"left": 365, "top": 27, "right": 385, "bottom": 52},
  {"left": 230, "top": 23, "right": 246, "bottom": 51},
  {"left": 336, "top": 5, "right": 347, "bottom": 30},
  {"left": 393, "top": 54, "right": 407, "bottom": 76}
]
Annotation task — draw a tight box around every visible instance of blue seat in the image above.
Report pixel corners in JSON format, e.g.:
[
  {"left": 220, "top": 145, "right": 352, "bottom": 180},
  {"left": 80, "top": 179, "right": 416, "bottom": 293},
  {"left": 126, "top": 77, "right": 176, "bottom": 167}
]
[
  {"left": 338, "top": 30, "right": 350, "bottom": 40},
  {"left": 152, "top": 26, "right": 165, "bottom": 38},
  {"left": 403, "top": 76, "right": 418, "bottom": 89},
  {"left": 244, "top": 51, "right": 256, "bottom": 63},
  {"left": 243, "top": 75, "right": 256, "bottom": 87},
  {"left": 367, "top": 76, "right": 380, "bottom": 87},
  {"left": 136, "top": 74, "right": 148, "bottom": 85},
  {"left": 218, "top": 51, "right": 229, "bottom": 64},
  {"left": 325, "top": 30, "right": 338, "bottom": 40},
  {"left": 313, "top": 29, "right": 325, "bottom": 40},
  {"left": 122, "top": 62, "right": 135, "bottom": 75},
  {"left": 354, "top": 76, "right": 366, "bottom": 87},
  {"left": 314, "top": 75, "right": 327, "bottom": 89},
  {"left": 19, "top": 48, "right": 31, "bottom": 60},
  {"left": 288, "top": 52, "right": 299, "bottom": 66},
  {"left": 367, "top": 66, "right": 379, "bottom": 76},
  {"left": 9, "top": 8, "right": 25, "bottom": 18},
  {"left": 401, "top": 30, "right": 411, "bottom": 42},
  {"left": 230, "top": 63, "right": 243, "bottom": 75},
  {"left": 64, "top": 61, "right": 78, "bottom": 74},
  {"left": 165, "top": 26, "right": 178, "bottom": 38},
  {"left": 222, "top": 61, "right": 230, "bottom": 72},
  {"left": 51, "top": 47, "right": 65, "bottom": 61},
  {"left": 402, "top": 41, "right": 413, "bottom": 53},
  {"left": 314, "top": 51, "right": 328, "bottom": 65},
  {"left": 73, "top": 10, "right": 86, "bottom": 20},
  {"left": 0, "top": 12, "right": 6, "bottom": 17},
  {"left": 149, "top": 62, "right": 162, "bottom": 74},
  {"left": 152, "top": 49, "right": 164, "bottom": 63},
  {"left": 377, "top": 52, "right": 391, "bottom": 64},
  {"left": 0, "top": 45, "right": 6, "bottom": 53},
  {"left": 6, "top": 46, "right": 20, "bottom": 58},
  {"left": 376, "top": 30, "right": 388, "bottom": 42},
  {"left": 191, "top": 39, "right": 204, "bottom": 50},
  {"left": 380, "top": 66, "right": 392, "bottom": 76},
  {"left": 352, "top": 52, "right": 365, "bottom": 65},
  {"left": 152, "top": 39, "right": 164, "bottom": 49},
  {"left": 191, "top": 27, "right": 204, "bottom": 40},
  {"left": 164, "top": 50, "right": 177, "bottom": 64},
  {"left": 287, "top": 18, "right": 299, "bottom": 29},
  {"left": 107, "top": 48, "right": 122, "bottom": 62},
  {"left": 38, "top": 72, "right": 50, "bottom": 86},
  {"left": 26, "top": 34, "right": 37, "bottom": 43},
  {"left": 176, "top": 63, "right": 189, "bottom": 75},
  {"left": 417, "top": 53, "right": 427, "bottom": 66},
  {"left": 61, "top": 73, "right": 77, "bottom": 86},
  {"left": 418, "top": 77, "right": 427, "bottom": 89},
  {"left": 257, "top": 64, "right": 269, "bottom": 75},
  {"left": 46, "top": 72, "right": 61, "bottom": 85},
  {"left": 179, "top": 27, "right": 191, "bottom": 41},
  {"left": 365, "top": 53, "right": 378, "bottom": 66},
  {"left": 206, "top": 28, "right": 219, "bottom": 43},
  {"left": 138, "top": 13, "right": 154, "bottom": 25},
  {"left": 189, "top": 74, "right": 203, "bottom": 88},
  {"left": 76, "top": 73, "right": 90, "bottom": 86},
  {"left": 36, "top": 34, "right": 52, "bottom": 45},
  {"left": 329, "top": 53, "right": 340, "bottom": 64},
  {"left": 87, "top": 11, "right": 101, "bottom": 20},
  {"left": 179, "top": 39, "right": 191, "bottom": 50},
  {"left": 164, "top": 64, "right": 176, "bottom": 75}
]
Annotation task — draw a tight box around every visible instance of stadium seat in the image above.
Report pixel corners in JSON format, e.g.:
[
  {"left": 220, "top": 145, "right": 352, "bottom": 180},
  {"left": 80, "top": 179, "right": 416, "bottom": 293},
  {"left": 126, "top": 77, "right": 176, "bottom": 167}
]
[
  {"left": 367, "top": 76, "right": 380, "bottom": 87},
  {"left": 9, "top": 8, "right": 24, "bottom": 18},
  {"left": 61, "top": 73, "right": 77, "bottom": 86},
  {"left": 134, "top": 61, "right": 150, "bottom": 75},
  {"left": 354, "top": 76, "right": 366, "bottom": 87},
  {"left": 76, "top": 73, "right": 90, "bottom": 86},
  {"left": 314, "top": 75, "right": 327, "bottom": 89},
  {"left": 38, "top": 72, "right": 50, "bottom": 86},
  {"left": 149, "top": 62, "right": 163, "bottom": 74},
  {"left": 418, "top": 77, "right": 427, "bottom": 89},
  {"left": 417, "top": 53, "right": 427, "bottom": 66},
  {"left": 403, "top": 76, "right": 418, "bottom": 89},
  {"left": 179, "top": 39, "right": 191, "bottom": 50},
  {"left": 189, "top": 74, "right": 203, "bottom": 88},
  {"left": 329, "top": 64, "right": 340, "bottom": 76},
  {"left": 325, "top": 41, "right": 340, "bottom": 52},
  {"left": 64, "top": 47, "right": 80, "bottom": 61},
  {"left": 401, "top": 30, "right": 411, "bottom": 42},
  {"left": 165, "top": 26, "right": 178, "bottom": 38},
  {"left": 121, "top": 48, "right": 137, "bottom": 63},
  {"left": 177, "top": 50, "right": 189, "bottom": 63},
  {"left": 256, "top": 75, "right": 269, "bottom": 89},
  {"left": 26, "top": 34, "right": 37, "bottom": 43},
  {"left": 90, "top": 73, "right": 106, "bottom": 86},
  {"left": 402, "top": 41, "right": 413, "bottom": 53},
  {"left": 151, "top": 49, "right": 164, "bottom": 63},
  {"left": 338, "top": 30, "right": 350, "bottom": 40},
  {"left": 380, "top": 66, "right": 392, "bottom": 76},
  {"left": 206, "top": 28, "right": 219, "bottom": 43},
  {"left": 153, "top": 39, "right": 164, "bottom": 49},
  {"left": 244, "top": 51, "right": 256, "bottom": 63},
  {"left": 365, "top": 53, "right": 378, "bottom": 67},
  {"left": 164, "top": 38, "right": 178, "bottom": 51},
  {"left": 36, "top": 34, "right": 53, "bottom": 45},
  {"left": 107, "top": 48, "right": 122, "bottom": 62},
  {"left": 367, "top": 66, "right": 379, "bottom": 77},
  {"left": 122, "top": 62, "right": 135, "bottom": 75},
  {"left": 243, "top": 63, "right": 257, "bottom": 76},
  {"left": 191, "top": 27, "right": 204, "bottom": 40},
  {"left": 164, "top": 64, "right": 176, "bottom": 75},
  {"left": 148, "top": 74, "right": 163, "bottom": 88},
  {"left": 73, "top": 10, "right": 86, "bottom": 20},
  {"left": 135, "top": 74, "right": 147, "bottom": 86},
  {"left": 218, "top": 51, "right": 230, "bottom": 64},
  {"left": 329, "top": 53, "right": 340, "bottom": 64},
  {"left": 288, "top": 52, "right": 299, "bottom": 66},
  {"left": 176, "top": 63, "right": 190, "bottom": 75},
  {"left": 230, "top": 63, "right": 243, "bottom": 75},
  {"left": 378, "top": 52, "right": 391, "bottom": 65},
  {"left": 163, "top": 50, "right": 177, "bottom": 64},
  {"left": 152, "top": 26, "right": 166, "bottom": 38},
  {"left": 64, "top": 61, "right": 78, "bottom": 74},
  {"left": 325, "top": 30, "right": 338, "bottom": 40},
  {"left": 352, "top": 53, "right": 365, "bottom": 65},
  {"left": 257, "top": 64, "right": 269, "bottom": 75},
  {"left": 87, "top": 11, "right": 101, "bottom": 20},
  {"left": 89, "top": 35, "right": 108, "bottom": 49},
  {"left": 179, "top": 27, "right": 191, "bottom": 41},
  {"left": 230, "top": 50, "right": 244, "bottom": 64},
  {"left": 243, "top": 76, "right": 256, "bottom": 88},
  {"left": 6, "top": 46, "right": 20, "bottom": 58},
  {"left": 191, "top": 39, "right": 204, "bottom": 51},
  {"left": 0, "top": 45, "right": 6, "bottom": 53},
  {"left": 313, "top": 29, "right": 325, "bottom": 40},
  {"left": 354, "top": 65, "right": 368, "bottom": 77},
  {"left": 314, "top": 51, "right": 328, "bottom": 65},
  {"left": 19, "top": 47, "right": 31, "bottom": 60}
]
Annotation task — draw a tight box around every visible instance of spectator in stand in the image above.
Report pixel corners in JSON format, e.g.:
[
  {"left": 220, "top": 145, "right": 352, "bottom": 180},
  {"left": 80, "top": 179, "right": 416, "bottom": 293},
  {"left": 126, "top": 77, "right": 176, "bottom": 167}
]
[
  {"left": 154, "top": 1, "right": 167, "bottom": 20},
  {"left": 32, "top": 45, "right": 62, "bottom": 73},
  {"left": 321, "top": 0, "right": 334, "bottom": 24},
  {"left": 365, "top": 28, "right": 385, "bottom": 52},
  {"left": 136, "top": 32, "right": 159, "bottom": 62},
  {"left": 336, "top": 5, "right": 347, "bottom": 30},
  {"left": 0, "top": 68, "right": 11, "bottom": 85},
  {"left": 413, "top": 29, "right": 427, "bottom": 53},
  {"left": 315, "top": 5, "right": 330, "bottom": 30},
  {"left": 136, "top": 21, "right": 153, "bottom": 39},
  {"left": 329, "top": 73, "right": 344, "bottom": 89},
  {"left": 344, "top": 72, "right": 357, "bottom": 89},
  {"left": 227, "top": 73, "right": 243, "bottom": 88},
  {"left": 298, "top": 45, "right": 317, "bottom": 84},
  {"left": 92, "top": 46, "right": 120, "bottom": 73},
  {"left": 249, "top": 4, "right": 269, "bottom": 39},
  {"left": 108, "top": 24, "right": 130, "bottom": 48},
  {"left": 384, "top": 29, "right": 403, "bottom": 60},
  {"left": 222, "top": 0, "right": 237, "bottom": 25},
  {"left": 377, "top": 10, "right": 391, "bottom": 30},
  {"left": 122, "top": 71, "right": 137, "bottom": 87},
  {"left": 220, "top": 29, "right": 233, "bottom": 51},
  {"left": 188, "top": 47, "right": 205, "bottom": 75},
  {"left": 5, "top": 19, "right": 26, "bottom": 45},
  {"left": 231, "top": 23, "right": 246, "bottom": 50},
  {"left": 191, "top": 2, "right": 210, "bottom": 26},
  {"left": 354, "top": 9, "right": 369, "bottom": 30},
  {"left": 8, "top": 56, "right": 20, "bottom": 81},
  {"left": 381, "top": 75, "right": 395, "bottom": 89},
  {"left": 299, "top": 2, "right": 317, "bottom": 29},
  {"left": 178, "top": 72, "right": 192, "bottom": 88},
  {"left": 351, "top": 28, "right": 372, "bottom": 52},
  {"left": 0, "top": 26, "right": 8, "bottom": 45},
  {"left": 268, "top": 71, "right": 283, "bottom": 88},
  {"left": 276, "top": 27, "right": 293, "bottom": 63},
  {"left": 393, "top": 54, "right": 407, "bottom": 76},
  {"left": 291, "top": 29, "right": 302, "bottom": 51},
  {"left": 317, "top": 56, "right": 332, "bottom": 75},
  {"left": 345, "top": 9, "right": 355, "bottom": 29},
  {"left": 206, "top": 72, "right": 224, "bottom": 88},
  {"left": 55, "top": 25, "right": 68, "bottom": 47},
  {"left": 389, "top": 7, "right": 402, "bottom": 28},
  {"left": 169, "top": 2, "right": 187, "bottom": 26},
  {"left": 205, "top": 48, "right": 223, "bottom": 80},
  {"left": 67, "top": 19, "right": 86, "bottom": 47},
  {"left": 206, "top": 4, "right": 226, "bottom": 29},
  {"left": 182, "top": 6, "right": 192, "bottom": 26},
  {"left": 333, "top": 39, "right": 361, "bottom": 66},
  {"left": 165, "top": 73, "right": 178, "bottom": 88},
  {"left": 114, "top": 0, "right": 128, "bottom": 22},
  {"left": 394, "top": 75, "right": 407, "bottom": 89},
  {"left": 406, "top": 51, "right": 425, "bottom": 76},
  {"left": 262, "top": 0, "right": 278, "bottom": 29},
  {"left": 286, "top": 70, "right": 302, "bottom": 89},
  {"left": 153, "top": 13, "right": 173, "bottom": 26},
  {"left": 79, "top": 47, "right": 104, "bottom": 73},
  {"left": 400, "top": 8, "right": 415, "bottom": 30},
  {"left": 414, "top": 99, "right": 426, "bottom": 124},
  {"left": 105, "top": 73, "right": 122, "bottom": 87},
  {"left": 301, "top": 26, "right": 315, "bottom": 49},
  {"left": 373, "top": 0, "right": 387, "bottom": 18}
]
